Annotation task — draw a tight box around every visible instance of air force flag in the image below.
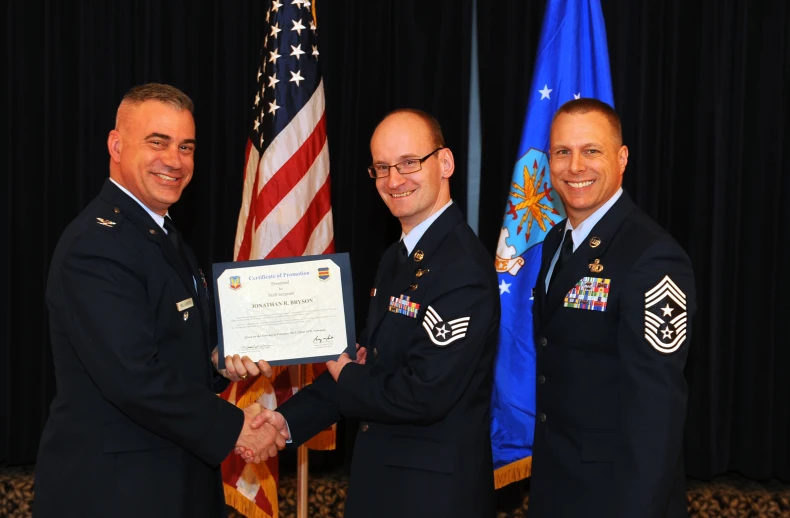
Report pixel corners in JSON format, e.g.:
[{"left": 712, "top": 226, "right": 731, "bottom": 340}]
[{"left": 491, "top": 0, "right": 615, "bottom": 488}]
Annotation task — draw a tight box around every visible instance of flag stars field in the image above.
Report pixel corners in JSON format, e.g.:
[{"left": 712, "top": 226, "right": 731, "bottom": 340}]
[
  {"left": 291, "top": 19, "right": 306, "bottom": 35},
  {"left": 291, "top": 44, "right": 305, "bottom": 59},
  {"left": 290, "top": 70, "right": 305, "bottom": 86}
]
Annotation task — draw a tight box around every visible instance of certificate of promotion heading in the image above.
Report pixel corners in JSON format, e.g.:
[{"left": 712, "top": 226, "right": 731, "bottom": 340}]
[{"left": 212, "top": 253, "right": 356, "bottom": 368}]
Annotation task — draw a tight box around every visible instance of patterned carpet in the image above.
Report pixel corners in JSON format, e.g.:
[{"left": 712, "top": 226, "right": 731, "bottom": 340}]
[{"left": 2, "top": 464, "right": 789, "bottom": 517}]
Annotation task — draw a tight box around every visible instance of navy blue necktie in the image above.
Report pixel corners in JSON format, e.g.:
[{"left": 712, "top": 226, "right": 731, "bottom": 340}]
[
  {"left": 551, "top": 229, "right": 574, "bottom": 287},
  {"left": 397, "top": 241, "right": 408, "bottom": 265},
  {"left": 163, "top": 216, "right": 192, "bottom": 273}
]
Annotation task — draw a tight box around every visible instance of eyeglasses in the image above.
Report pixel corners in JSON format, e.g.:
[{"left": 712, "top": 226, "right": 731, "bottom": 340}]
[{"left": 367, "top": 147, "right": 444, "bottom": 179}]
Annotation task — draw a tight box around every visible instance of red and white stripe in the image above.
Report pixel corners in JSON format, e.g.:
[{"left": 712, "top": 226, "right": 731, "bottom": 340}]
[{"left": 234, "top": 80, "right": 334, "bottom": 261}]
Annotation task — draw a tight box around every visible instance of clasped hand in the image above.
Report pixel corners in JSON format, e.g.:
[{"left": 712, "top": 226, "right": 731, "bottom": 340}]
[
  {"left": 233, "top": 345, "right": 367, "bottom": 463},
  {"left": 234, "top": 405, "right": 290, "bottom": 464}
]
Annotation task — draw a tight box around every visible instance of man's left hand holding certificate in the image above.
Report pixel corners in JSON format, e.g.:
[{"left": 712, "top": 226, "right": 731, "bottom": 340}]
[{"left": 213, "top": 253, "right": 356, "bottom": 369}]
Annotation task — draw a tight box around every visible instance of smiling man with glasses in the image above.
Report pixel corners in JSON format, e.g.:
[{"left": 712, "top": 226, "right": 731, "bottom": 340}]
[{"left": 242, "top": 108, "right": 501, "bottom": 517}]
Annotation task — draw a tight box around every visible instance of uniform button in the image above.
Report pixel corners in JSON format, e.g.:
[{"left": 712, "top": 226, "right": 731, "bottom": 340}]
[
  {"left": 539, "top": 413, "right": 547, "bottom": 423},
  {"left": 539, "top": 337, "right": 547, "bottom": 347},
  {"left": 360, "top": 422, "right": 369, "bottom": 432},
  {"left": 538, "top": 375, "right": 546, "bottom": 384},
  {"left": 113, "top": 207, "right": 120, "bottom": 214},
  {"left": 373, "top": 348, "right": 378, "bottom": 358},
  {"left": 409, "top": 283, "right": 418, "bottom": 291}
]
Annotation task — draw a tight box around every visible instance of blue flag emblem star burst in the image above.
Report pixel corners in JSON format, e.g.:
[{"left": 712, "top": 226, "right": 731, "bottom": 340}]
[{"left": 490, "top": 0, "right": 615, "bottom": 488}]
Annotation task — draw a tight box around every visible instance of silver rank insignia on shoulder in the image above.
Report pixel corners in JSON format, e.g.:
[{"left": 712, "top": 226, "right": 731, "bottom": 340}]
[
  {"left": 422, "top": 305, "right": 470, "bottom": 347},
  {"left": 644, "top": 275, "right": 687, "bottom": 354},
  {"left": 96, "top": 217, "right": 116, "bottom": 227}
]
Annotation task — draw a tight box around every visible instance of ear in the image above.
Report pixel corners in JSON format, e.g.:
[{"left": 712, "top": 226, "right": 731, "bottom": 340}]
[
  {"left": 618, "top": 145, "right": 629, "bottom": 174},
  {"left": 107, "top": 130, "right": 122, "bottom": 164},
  {"left": 439, "top": 148, "right": 455, "bottom": 179}
]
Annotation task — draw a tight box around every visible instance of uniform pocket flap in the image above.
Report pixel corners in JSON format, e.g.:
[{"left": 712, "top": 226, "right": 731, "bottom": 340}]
[
  {"left": 581, "top": 430, "right": 616, "bottom": 462},
  {"left": 102, "top": 419, "right": 175, "bottom": 453},
  {"left": 383, "top": 436, "right": 457, "bottom": 474}
]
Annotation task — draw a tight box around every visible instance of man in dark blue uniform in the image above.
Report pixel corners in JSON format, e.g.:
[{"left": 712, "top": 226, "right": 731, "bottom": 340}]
[
  {"left": 528, "top": 98, "right": 696, "bottom": 518},
  {"left": 34, "top": 84, "right": 283, "bottom": 518},
  {"left": 243, "top": 109, "right": 500, "bottom": 517}
]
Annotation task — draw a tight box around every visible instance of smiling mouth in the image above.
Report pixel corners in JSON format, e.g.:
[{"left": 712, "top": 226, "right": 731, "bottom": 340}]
[
  {"left": 567, "top": 180, "right": 594, "bottom": 188},
  {"left": 153, "top": 173, "right": 179, "bottom": 183},
  {"left": 390, "top": 190, "right": 415, "bottom": 198}
]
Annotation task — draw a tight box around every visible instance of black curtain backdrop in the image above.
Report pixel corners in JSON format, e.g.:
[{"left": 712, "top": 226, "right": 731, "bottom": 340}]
[
  {"left": 2, "top": 0, "right": 472, "bottom": 465},
  {"left": 3, "top": 0, "right": 789, "bottom": 487},
  {"left": 478, "top": 0, "right": 790, "bottom": 481}
]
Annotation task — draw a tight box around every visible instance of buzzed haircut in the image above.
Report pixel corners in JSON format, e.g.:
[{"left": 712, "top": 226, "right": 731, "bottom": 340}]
[
  {"left": 377, "top": 108, "right": 446, "bottom": 148},
  {"left": 553, "top": 98, "right": 623, "bottom": 145},
  {"left": 116, "top": 83, "right": 194, "bottom": 130}
]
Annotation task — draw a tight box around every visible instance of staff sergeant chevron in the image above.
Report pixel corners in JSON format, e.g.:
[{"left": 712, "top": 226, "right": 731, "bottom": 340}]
[{"left": 422, "top": 305, "right": 471, "bottom": 348}]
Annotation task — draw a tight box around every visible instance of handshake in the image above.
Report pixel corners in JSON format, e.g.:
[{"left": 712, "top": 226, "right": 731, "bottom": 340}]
[
  {"left": 234, "top": 404, "right": 289, "bottom": 464},
  {"left": 225, "top": 344, "right": 368, "bottom": 463}
]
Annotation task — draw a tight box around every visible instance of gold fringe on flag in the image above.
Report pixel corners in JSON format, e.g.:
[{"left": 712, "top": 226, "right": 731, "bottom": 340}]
[
  {"left": 223, "top": 463, "right": 279, "bottom": 518},
  {"left": 305, "top": 426, "right": 336, "bottom": 450},
  {"left": 494, "top": 456, "right": 532, "bottom": 489}
]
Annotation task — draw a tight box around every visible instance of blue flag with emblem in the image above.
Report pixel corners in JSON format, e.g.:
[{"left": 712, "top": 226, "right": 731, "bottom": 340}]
[{"left": 490, "top": 0, "right": 614, "bottom": 488}]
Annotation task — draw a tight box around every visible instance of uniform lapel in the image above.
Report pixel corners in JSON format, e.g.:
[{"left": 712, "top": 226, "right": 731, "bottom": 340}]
[
  {"left": 541, "top": 192, "right": 636, "bottom": 324},
  {"left": 182, "top": 244, "right": 211, "bottom": 347},
  {"left": 367, "top": 204, "right": 464, "bottom": 337},
  {"left": 368, "top": 242, "right": 402, "bottom": 334},
  {"left": 100, "top": 181, "right": 198, "bottom": 298},
  {"left": 536, "top": 222, "right": 566, "bottom": 319}
]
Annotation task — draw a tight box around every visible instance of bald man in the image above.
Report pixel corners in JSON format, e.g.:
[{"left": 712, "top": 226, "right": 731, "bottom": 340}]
[{"left": 247, "top": 109, "right": 500, "bottom": 517}]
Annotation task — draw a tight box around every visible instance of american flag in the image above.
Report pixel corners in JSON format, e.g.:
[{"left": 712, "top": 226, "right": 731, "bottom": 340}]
[
  {"left": 221, "top": 2, "right": 334, "bottom": 517},
  {"left": 235, "top": 0, "right": 333, "bottom": 260}
]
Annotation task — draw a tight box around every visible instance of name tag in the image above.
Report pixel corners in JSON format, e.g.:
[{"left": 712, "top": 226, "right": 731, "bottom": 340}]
[{"left": 176, "top": 298, "right": 194, "bottom": 312}]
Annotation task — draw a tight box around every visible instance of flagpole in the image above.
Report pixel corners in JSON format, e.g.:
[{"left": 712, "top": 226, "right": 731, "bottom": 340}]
[{"left": 296, "top": 365, "right": 308, "bottom": 518}]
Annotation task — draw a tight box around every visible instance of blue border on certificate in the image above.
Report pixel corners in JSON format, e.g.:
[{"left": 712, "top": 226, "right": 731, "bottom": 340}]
[{"left": 212, "top": 253, "right": 356, "bottom": 368}]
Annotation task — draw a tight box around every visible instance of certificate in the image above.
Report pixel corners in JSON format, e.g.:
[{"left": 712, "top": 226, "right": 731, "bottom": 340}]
[{"left": 212, "top": 253, "right": 356, "bottom": 368}]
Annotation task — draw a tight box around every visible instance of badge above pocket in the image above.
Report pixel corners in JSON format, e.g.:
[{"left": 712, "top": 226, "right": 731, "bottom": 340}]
[
  {"left": 389, "top": 294, "right": 420, "bottom": 318},
  {"left": 564, "top": 277, "right": 611, "bottom": 311}
]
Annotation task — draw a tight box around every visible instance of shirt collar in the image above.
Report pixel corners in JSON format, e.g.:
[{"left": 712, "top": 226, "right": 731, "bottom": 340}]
[
  {"left": 564, "top": 187, "right": 623, "bottom": 251},
  {"left": 110, "top": 178, "right": 169, "bottom": 233},
  {"left": 401, "top": 200, "right": 454, "bottom": 254}
]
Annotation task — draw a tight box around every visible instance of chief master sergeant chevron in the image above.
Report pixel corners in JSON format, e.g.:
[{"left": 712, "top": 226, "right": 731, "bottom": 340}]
[{"left": 528, "top": 98, "right": 696, "bottom": 518}]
